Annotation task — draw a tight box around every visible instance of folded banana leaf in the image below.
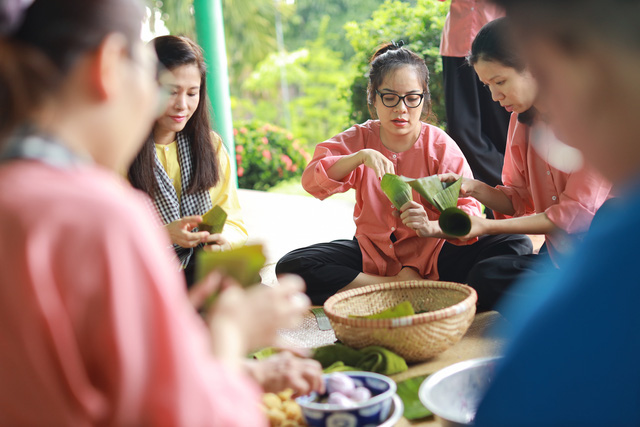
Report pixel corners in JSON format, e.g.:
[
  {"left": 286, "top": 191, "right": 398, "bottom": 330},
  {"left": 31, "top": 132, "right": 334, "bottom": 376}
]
[
  {"left": 400, "top": 175, "right": 444, "bottom": 210},
  {"left": 196, "top": 244, "right": 266, "bottom": 308},
  {"left": 398, "top": 175, "right": 471, "bottom": 237},
  {"left": 433, "top": 177, "right": 463, "bottom": 212},
  {"left": 439, "top": 207, "right": 472, "bottom": 236},
  {"left": 198, "top": 205, "right": 227, "bottom": 234},
  {"left": 381, "top": 174, "right": 413, "bottom": 210}
]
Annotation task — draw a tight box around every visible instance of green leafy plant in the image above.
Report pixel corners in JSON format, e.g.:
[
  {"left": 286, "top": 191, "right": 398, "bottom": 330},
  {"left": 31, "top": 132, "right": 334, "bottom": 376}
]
[{"left": 233, "top": 121, "right": 312, "bottom": 191}]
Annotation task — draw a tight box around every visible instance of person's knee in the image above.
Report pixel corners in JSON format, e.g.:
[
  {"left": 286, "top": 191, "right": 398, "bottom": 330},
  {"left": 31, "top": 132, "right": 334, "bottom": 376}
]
[
  {"left": 467, "top": 257, "right": 495, "bottom": 287},
  {"left": 514, "top": 235, "right": 534, "bottom": 255},
  {"left": 275, "top": 254, "right": 300, "bottom": 276},
  {"left": 497, "top": 234, "right": 534, "bottom": 256},
  {"left": 467, "top": 258, "right": 506, "bottom": 312}
]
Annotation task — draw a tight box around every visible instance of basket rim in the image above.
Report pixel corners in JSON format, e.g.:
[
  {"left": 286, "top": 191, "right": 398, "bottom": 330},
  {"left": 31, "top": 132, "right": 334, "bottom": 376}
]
[{"left": 323, "top": 280, "right": 477, "bottom": 329}]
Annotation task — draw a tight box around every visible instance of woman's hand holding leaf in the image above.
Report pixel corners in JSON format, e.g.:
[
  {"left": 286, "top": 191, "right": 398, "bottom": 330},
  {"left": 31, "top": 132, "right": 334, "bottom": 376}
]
[
  {"left": 166, "top": 215, "right": 209, "bottom": 248},
  {"left": 238, "top": 274, "right": 310, "bottom": 351},
  {"left": 399, "top": 201, "right": 446, "bottom": 238},
  {"left": 438, "top": 173, "right": 476, "bottom": 198},
  {"left": 359, "top": 149, "right": 395, "bottom": 180},
  {"left": 203, "top": 233, "right": 232, "bottom": 252}
]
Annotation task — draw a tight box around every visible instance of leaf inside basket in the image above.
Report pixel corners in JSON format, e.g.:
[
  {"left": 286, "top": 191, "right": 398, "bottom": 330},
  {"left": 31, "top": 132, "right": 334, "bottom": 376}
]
[{"left": 349, "top": 301, "right": 415, "bottom": 319}]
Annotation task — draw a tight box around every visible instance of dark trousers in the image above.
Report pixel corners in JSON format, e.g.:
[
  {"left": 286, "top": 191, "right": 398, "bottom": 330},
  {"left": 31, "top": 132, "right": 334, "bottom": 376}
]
[
  {"left": 275, "top": 234, "right": 533, "bottom": 305},
  {"left": 183, "top": 249, "right": 200, "bottom": 289},
  {"left": 442, "top": 56, "right": 511, "bottom": 188},
  {"left": 466, "top": 244, "right": 550, "bottom": 312}
]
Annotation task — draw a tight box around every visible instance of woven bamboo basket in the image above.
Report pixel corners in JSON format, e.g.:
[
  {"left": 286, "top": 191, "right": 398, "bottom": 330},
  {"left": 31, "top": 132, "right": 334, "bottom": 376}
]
[{"left": 323, "top": 280, "right": 477, "bottom": 362}]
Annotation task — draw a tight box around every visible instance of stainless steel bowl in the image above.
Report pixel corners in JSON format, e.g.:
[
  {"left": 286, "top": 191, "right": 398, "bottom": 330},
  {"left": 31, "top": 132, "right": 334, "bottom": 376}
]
[{"left": 419, "top": 356, "right": 502, "bottom": 427}]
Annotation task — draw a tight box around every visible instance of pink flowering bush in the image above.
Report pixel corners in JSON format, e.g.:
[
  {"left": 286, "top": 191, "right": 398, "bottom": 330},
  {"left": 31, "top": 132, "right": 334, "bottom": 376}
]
[{"left": 233, "top": 121, "right": 312, "bottom": 191}]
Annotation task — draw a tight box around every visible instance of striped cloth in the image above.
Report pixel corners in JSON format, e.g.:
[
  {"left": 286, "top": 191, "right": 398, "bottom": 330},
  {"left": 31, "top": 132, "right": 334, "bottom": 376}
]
[{"left": 151, "top": 132, "right": 212, "bottom": 268}]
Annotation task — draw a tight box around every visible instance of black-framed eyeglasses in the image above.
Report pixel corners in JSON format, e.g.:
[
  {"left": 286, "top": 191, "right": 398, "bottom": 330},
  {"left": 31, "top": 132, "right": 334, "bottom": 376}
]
[{"left": 376, "top": 90, "right": 425, "bottom": 108}]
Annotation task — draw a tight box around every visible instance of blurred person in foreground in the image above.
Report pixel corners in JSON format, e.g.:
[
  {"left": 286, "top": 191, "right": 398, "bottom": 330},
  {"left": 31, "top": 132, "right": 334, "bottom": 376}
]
[
  {"left": 473, "top": 0, "right": 640, "bottom": 425},
  {"left": 0, "top": 0, "right": 322, "bottom": 425}
]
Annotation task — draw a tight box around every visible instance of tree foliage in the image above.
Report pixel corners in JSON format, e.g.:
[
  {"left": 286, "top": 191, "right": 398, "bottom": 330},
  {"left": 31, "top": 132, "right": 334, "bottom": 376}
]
[
  {"left": 345, "top": 0, "right": 449, "bottom": 126},
  {"left": 147, "top": 0, "right": 450, "bottom": 155},
  {"left": 146, "top": 0, "right": 279, "bottom": 93},
  {"left": 283, "top": 0, "right": 388, "bottom": 59},
  {"left": 235, "top": 17, "right": 353, "bottom": 148}
]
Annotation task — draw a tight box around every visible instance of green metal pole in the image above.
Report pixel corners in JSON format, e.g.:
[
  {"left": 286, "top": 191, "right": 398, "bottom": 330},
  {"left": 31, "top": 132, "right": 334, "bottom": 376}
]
[{"left": 193, "top": 0, "right": 237, "bottom": 186}]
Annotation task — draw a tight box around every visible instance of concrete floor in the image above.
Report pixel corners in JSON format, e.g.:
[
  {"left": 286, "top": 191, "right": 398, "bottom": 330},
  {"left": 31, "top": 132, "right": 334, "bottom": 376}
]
[
  {"left": 237, "top": 189, "right": 543, "bottom": 286},
  {"left": 237, "top": 189, "right": 356, "bottom": 286}
]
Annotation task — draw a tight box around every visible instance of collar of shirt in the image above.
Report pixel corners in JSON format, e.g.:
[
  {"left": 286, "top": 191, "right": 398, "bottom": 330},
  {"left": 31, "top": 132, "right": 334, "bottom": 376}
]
[{"left": 0, "top": 125, "right": 90, "bottom": 169}]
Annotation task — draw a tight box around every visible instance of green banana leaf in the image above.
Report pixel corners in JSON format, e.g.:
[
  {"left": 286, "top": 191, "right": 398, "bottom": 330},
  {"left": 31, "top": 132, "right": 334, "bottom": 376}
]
[
  {"left": 432, "top": 177, "right": 463, "bottom": 211},
  {"left": 439, "top": 207, "right": 472, "bottom": 237},
  {"left": 199, "top": 205, "right": 227, "bottom": 234},
  {"left": 349, "top": 300, "right": 415, "bottom": 320},
  {"left": 381, "top": 174, "right": 413, "bottom": 210},
  {"left": 196, "top": 244, "right": 266, "bottom": 308},
  {"left": 401, "top": 175, "right": 444, "bottom": 210},
  {"left": 396, "top": 375, "right": 432, "bottom": 420},
  {"left": 398, "top": 175, "right": 471, "bottom": 236}
]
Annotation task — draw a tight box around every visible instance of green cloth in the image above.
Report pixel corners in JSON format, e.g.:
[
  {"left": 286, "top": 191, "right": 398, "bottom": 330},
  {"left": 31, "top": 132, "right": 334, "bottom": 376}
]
[
  {"left": 323, "top": 361, "right": 358, "bottom": 373},
  {"left": 312, "top": 343, "right": 408, "bottom": 375},
  {"left": 396, "top": 375, "right": 432, "bottom": 420}
]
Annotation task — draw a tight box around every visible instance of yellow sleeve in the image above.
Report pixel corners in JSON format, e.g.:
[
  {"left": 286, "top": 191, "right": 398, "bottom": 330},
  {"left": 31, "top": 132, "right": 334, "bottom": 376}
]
[{"left": 209, "top": 133, "right": 248, "bottom": 249}]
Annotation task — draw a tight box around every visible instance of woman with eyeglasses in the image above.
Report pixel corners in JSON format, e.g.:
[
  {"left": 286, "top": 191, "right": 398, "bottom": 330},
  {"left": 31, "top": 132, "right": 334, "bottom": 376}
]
[
  {"left": 128, "top": 35, "right": 248, "bottom": 288},
  {"left": 275, "top": 42, "right": 532, "bottom": 305},
  {"left": 439, "top": 17, "right": 611, "bottom": 311},
  {"left": 0, "top": 0, "right": 322, "bottom": 424}
]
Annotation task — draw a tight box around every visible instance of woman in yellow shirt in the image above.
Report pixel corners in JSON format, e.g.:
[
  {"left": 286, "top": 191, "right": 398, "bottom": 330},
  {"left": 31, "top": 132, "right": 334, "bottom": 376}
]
[{"left": 128, "top": 35, "right": 247, "bottom": 286}]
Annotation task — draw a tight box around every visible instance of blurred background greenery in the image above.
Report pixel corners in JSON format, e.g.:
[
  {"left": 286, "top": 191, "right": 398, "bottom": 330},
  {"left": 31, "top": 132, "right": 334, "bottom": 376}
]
[{"left": 145, "top": 0, "right": 449, "bottom": 191}]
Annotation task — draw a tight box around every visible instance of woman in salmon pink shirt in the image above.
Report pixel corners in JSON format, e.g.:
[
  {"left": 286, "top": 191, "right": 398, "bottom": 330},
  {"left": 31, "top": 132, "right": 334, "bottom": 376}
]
[
  {"left": 276, "top": 43, "right": 532, "bottom": 305},
  {"left": 441, "top": 18, "right": 612, "bottom": 311}
]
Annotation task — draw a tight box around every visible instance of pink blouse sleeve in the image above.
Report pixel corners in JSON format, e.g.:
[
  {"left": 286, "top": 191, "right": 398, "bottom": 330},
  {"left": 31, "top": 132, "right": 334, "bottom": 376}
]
[
  {"left": 545, "top": 166, "right": 612, "bottom": 234},
  {"left": 302, "top": 125, "right": 367, "bottom": 200}
]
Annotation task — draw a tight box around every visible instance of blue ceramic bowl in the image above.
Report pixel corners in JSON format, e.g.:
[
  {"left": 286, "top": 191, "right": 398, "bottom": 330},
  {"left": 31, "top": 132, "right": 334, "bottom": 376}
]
[{"left": 296, "top": 371, "right": 396, "bottom": 427}]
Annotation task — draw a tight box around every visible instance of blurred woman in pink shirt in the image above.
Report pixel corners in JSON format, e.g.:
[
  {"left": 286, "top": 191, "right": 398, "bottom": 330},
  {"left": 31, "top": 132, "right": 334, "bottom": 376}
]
[
  {"left": 276, "top": 42, "right": 532, "bottom": 305},
  {"left": 441, "top": 17, "right": 612, "bottom": 310},
  {"left": 0, "top": 0, "right": 322, "bottom": 425}
]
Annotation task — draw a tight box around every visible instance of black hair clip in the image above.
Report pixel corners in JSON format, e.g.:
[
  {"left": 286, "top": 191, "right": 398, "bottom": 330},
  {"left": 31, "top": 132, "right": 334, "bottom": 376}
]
[{"left": 391, "top": 40, "right": 405, "bottom": 49}]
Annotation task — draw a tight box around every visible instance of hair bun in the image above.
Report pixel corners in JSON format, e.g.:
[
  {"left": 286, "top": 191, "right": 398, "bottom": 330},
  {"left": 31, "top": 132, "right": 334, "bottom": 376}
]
[
  {"left": 0, "top": 0, "right": 34, "bottom": 36},
  {"left": 371, "top": 40, "right": 407, "bottom": 62}
]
